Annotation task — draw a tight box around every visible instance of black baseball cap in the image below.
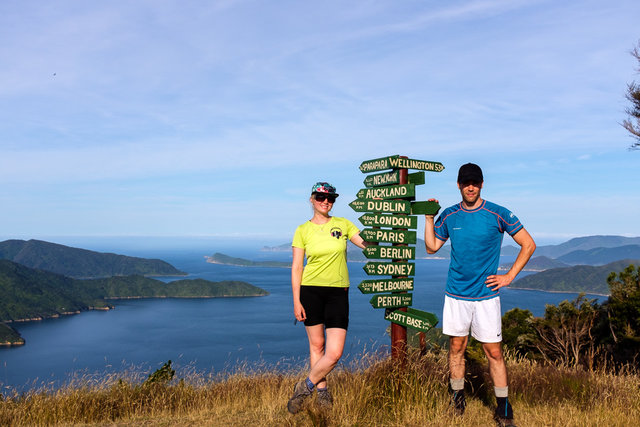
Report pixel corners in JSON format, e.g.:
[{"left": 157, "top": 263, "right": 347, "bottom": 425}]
[{"left": 457, "top": 163, "right": 483, "bottom": 184}]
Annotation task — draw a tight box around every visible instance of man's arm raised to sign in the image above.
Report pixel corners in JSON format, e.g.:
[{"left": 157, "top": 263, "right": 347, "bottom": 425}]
[
  {"left": 424, "top": 198, "right": 445, "bottom": 254},
  {"left": 485, "top": 228, "right": 536, "bottom": 291}
]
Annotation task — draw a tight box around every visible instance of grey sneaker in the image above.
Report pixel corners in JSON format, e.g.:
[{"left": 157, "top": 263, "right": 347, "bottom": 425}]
[
  {"left": 287, "top": 380, "right": 313, "bottom": 414},
  {"left": 316, "top": 388, "right": 333, "bottom": 409}
]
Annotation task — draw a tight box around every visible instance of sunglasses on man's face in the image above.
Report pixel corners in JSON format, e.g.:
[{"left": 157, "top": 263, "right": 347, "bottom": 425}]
[{"left": 314, "top": 194, "right": 336, "bottom": 203}]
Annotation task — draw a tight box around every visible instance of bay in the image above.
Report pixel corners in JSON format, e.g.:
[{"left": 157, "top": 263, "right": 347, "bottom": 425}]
[{"left": 0, "top": 247, "right": 604, "bottom": 392}]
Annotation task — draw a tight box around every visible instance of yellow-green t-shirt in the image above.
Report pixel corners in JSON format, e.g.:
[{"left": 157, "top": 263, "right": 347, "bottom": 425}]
[{"left": 292, "top": 217, "right": 360, "bottom": 287}]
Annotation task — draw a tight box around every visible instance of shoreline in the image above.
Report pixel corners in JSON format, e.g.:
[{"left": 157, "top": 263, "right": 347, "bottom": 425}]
[{"left": 509, "top": 286, "right": 609, "bottom": 297}]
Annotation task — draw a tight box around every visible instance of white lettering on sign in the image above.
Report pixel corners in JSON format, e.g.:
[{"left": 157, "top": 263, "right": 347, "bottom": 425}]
[
  {"left": 361, "top": 185, "right": 410, "bottom": 199},
  {"left": 360, "top": 159, "right": 389, "bottom": 172},
  {"left": 379, "top": 246, "right": 413, "bottom": 259},
  {"left": 376, "top": 230, "right": 405, "bottom": 243},
  {"left": 388, "top": 157, "right": 444, "bottom": 172},
  {"left": 373, "top": 172, "right": 398, "bottom": 186},
  {"left": 369, "top": 279, "right": 413, "bottom": 292},
  {"left": 366, "top": 200, "right": 406, "bottom": 212},
  {"left": 375, "top": 263, "right": 414, "bottom": 275}
]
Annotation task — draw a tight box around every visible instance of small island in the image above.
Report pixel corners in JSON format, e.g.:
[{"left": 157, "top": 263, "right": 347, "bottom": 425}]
[{"left": 206, "top": 252, "right": 291, "bottom": 268}]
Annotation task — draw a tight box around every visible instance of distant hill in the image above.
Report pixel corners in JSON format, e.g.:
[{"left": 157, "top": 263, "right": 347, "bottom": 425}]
[
  {"left": 534, "top": 236, "right": 640, "bottom": 259},
  {"left": 0, "top": 260, "right": 268, "bottom": 346},
  {"left": 511, "top": 259, "right": 640, "bottom": 294},
  {"left": 261, "top": 243, "right": 290, "bottom": 252},
  {"left": 206, "top": 253, "right": 290, "bottom": 268},
  {"left": 0, "top": 239, "right": 186, "bottom": 278},
  {"left": 499, "top": 256, "right": 569, "bottom": 272},
  {"left": 557, "top": 245, "right": 640, "bottom": 265}
]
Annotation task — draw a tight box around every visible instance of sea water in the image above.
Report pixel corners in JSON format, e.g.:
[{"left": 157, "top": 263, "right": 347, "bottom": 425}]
[{"left": 0, "top": 247, "right": 604, "bottom": 392}]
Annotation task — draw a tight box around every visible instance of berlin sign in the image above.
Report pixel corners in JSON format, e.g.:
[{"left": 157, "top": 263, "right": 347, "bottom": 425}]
[
  {"left": 349, "top": 198, "right": 411, "bottom": 214},
  {"left": 363, "top": 245, "right": 415, "bottom": 260},
  {"left": 363, "top": 261, "right": 415, "bottom": 276},
  {"left": 358, "top": 213, "right": 418, "bottom": 229},
  {"left": 360, "top": 228, "right": 417, "bottom": 244},
  {"left": 358, "top": 278, "right": 414, "bottom": 294},
  {"left": 370, "top": 293, "right": 413, "bottom": 309},
  {"left": 356, "top": 184, "right": 415, "bottom": 200},
  {"left": 384, "top": 307, "right": 439, "bottom": 332}
]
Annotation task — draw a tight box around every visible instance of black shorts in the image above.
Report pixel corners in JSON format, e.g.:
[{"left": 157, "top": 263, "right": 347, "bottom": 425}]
[{"left": 300, "top": 286, "right": 349, "bottom": 330}]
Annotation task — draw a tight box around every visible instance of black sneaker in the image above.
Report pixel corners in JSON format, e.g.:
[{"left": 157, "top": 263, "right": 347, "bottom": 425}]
[
  {"left": 287, "top": 380, "right": 313, "bottom": 414},
  {"left": 316, "top": 388, "right": 333, "bottom": 410},
  {"left": 494, "top": 400, "right": 515, "bottom": 427},
  {"left": 450, "top": 390, "right": 466, "bottom": 416}
]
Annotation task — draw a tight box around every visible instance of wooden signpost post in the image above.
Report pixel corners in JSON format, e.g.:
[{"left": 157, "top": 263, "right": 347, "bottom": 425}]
[{"left": 352, "top": 154, "right": 443, "bottom": 361}]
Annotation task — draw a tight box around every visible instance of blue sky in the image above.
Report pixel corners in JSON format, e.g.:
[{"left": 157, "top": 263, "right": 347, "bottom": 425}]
[{"left": 1, "top": 0, "right": 639, "bottom": 247}]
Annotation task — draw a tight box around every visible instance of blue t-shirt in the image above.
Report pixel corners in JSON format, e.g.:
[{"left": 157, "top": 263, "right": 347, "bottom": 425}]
[{"left": 434, "top": 200, "right": 523, "bottom": 301}]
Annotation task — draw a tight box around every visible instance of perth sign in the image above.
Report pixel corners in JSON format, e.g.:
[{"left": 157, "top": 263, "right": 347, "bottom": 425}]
[{"left": 370, "top": 293, "right": 413, "bottom": 309}]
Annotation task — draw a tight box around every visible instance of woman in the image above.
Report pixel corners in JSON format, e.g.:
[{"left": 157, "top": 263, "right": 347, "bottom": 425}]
[{"left": 287, "top": 182, "right": 366, "bottom": 414}]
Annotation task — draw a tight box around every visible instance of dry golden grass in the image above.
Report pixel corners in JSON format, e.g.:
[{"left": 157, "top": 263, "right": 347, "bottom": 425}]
[{"left": 1, "top": 350, "right": 639, "bottom": 426}]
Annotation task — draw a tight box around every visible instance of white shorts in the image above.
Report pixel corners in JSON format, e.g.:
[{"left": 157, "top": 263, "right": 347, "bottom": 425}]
[{"left": 442, "top": 295, "right": 502, "bottom": 343}]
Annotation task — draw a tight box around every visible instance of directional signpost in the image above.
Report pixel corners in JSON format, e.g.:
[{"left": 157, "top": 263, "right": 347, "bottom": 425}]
[{"left": 353, "top": 154, "right": 443, "bottom": 361}]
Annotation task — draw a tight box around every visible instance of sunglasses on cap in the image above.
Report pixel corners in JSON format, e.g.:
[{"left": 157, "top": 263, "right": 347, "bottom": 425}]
[{"left": 314, "top": 194, "right": 336, "bottom": 203}]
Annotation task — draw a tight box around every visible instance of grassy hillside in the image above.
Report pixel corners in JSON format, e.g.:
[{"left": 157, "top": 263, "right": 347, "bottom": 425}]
[
  {"left": 511, "top": 259, "right": 640, "bottom": 294},
  {"left": 0, "top": 239, "right": 186, "bottom": 278},
  {"left": 1, "top": 351, "right": 638, "bottom": 426}
]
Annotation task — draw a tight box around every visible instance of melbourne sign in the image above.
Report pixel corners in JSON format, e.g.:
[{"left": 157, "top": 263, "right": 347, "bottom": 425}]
[{"left": 358, "top": 278, "right": 414, "bottom": 294}]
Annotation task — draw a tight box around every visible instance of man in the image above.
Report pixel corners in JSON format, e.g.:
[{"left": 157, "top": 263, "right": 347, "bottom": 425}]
[{"left": 424, "top": 163, "right": 535, "bottom": 426}]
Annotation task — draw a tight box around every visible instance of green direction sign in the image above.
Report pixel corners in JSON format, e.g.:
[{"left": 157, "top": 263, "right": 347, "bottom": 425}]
[
  {"left": 410, "top": 201, "right": 441, "bottom": 215},
  {"left": 384, "top": 307, "right": 439, "bottom": 332},
  {"left": 389, "top": 157, "right": 445, "bottom": 173},
  {"left": 358, "top": 278, "right": 414, "bottom": 294},
  {"left": 358, "top": 213, "right": 418, "bottom": 229},
  {"left": 363, "top": 261, "right": 415, "bottom": 276},
  {"left": 349, "top": 198, "right": 411, "bottom": 214},
  {"left": 356, "top": 184, "right": 415, "bottom": 200},
  {"left": 359, "top": 155, "right": 444, "bottom": 173},
  {"left": 360, "top": 228, "right": 416, "bottom": 244},
  {"left": 370, "top": 293, "right": 413, "bottom": 309},
  {"left": 363, "top": 245, "right": 415, "bottom": 260},
  {"left": 359, "top": 155, "right": 399, "bottom": 173},
  {"left": 363, "top": 170, "right": 400, "bottom": 188},
  {"left": 363, "top": 171, "right": 425, "bottom": 188}
]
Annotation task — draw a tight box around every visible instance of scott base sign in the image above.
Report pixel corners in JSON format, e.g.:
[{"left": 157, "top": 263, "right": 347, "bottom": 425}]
[{"left": 384, "top": 307, "right": 439, "bottom": 332}]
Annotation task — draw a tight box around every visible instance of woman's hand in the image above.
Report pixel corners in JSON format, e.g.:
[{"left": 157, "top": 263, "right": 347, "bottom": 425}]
[{"left": 293, "top": 300, "right": 306, "bottom": 322}]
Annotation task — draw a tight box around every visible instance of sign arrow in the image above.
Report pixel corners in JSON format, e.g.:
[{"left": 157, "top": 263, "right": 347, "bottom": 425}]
[
  {"left": 358, "top": 213, "right": 418, "bottom": 229},
  {"left": 370, "top": 293, "right": 413, "bottom": 309},
  {"left": 356, "top": 184, "right": 415, "bottom": 200},
  {"left": 358, "top": 278, "right": 414, "bottom": 294},
  {"left": 384, "top": 308, "right": 439, "bottom": 332},
  {"left": 363, "top": 245, "right": 415, "bottom": 260}
]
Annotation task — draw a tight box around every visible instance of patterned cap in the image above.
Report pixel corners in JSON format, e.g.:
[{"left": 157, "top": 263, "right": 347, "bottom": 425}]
[{"left": 311, "top": 182, "right": 339, "bottom": 197}]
